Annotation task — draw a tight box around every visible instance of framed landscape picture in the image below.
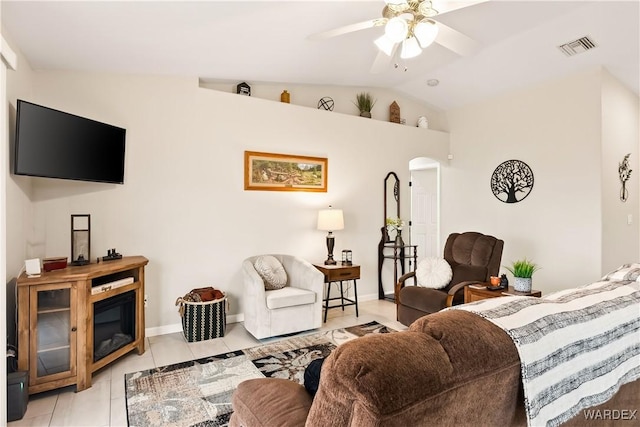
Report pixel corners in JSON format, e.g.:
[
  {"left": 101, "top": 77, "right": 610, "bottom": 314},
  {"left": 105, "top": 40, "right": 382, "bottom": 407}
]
[{"left": 244, "top": 151, "right": 327, "bottom": 192}]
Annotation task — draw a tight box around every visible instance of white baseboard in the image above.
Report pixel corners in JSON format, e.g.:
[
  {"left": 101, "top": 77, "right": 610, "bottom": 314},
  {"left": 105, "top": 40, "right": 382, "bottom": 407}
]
[
  {"left": 145, "top": 294, "right": 383, "bottom": 337},
  {"left": 358, "top": 292, "right": 379, "bottom": 302},
  {"left": 146, "top": 313, "right": 244, "bottom": 337}
]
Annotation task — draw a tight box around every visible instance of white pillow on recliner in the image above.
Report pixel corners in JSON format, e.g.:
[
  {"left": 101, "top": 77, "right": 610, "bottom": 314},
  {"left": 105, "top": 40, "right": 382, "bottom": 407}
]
[
  {"left": 254, "top": 255, "right": 288, "bottom": 290},
  {"left": 416, "top": 257, "right": 452, "bottom": 289}
]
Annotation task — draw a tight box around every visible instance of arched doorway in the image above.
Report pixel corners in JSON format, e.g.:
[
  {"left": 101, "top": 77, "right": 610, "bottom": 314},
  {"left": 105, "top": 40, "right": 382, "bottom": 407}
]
[{"left": 409, "top": 157, "right": 440, "bottom": 260}]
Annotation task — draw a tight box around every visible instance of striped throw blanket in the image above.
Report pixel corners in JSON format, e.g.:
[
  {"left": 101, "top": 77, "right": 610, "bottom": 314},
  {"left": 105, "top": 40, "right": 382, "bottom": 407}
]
[{"left": 450, "top": 264, "right": 640, "bottom": 427}]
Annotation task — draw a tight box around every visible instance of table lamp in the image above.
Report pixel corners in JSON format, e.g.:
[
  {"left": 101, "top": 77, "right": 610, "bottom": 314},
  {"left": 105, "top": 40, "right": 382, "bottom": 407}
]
[{"left": 317, "top": 206, "right": 344, "bottom": 265}]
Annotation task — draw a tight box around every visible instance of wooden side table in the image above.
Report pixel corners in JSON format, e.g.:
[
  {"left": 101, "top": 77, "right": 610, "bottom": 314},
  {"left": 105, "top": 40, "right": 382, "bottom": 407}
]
[
  {"left": 314, "top": 264, "right": 360, "bottom": 322},
  {"left": 464, "top": 283, "right": 542, "bottom": 303}
]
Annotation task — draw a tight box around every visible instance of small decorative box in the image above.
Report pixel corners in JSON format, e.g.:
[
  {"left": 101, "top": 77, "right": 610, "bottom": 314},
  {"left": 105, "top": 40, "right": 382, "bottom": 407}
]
[{"left": 43, "top": 257, "right": 68, "bottom": 272}]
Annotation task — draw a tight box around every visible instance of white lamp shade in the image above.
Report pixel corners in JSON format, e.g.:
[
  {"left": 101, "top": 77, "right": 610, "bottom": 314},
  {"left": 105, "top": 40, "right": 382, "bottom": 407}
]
[
  {"left": 414, "top": 19, "right": 439, "bottom": 48},
  {"left": 400, "top": 36, "right": 422, "bottom": 59},
  {"left": 385, "top": 17, "right": 409, "bottom": 43},
  {"left": 374, "top": 35, "right": 396, "bottom": 56},
  {"left": 317, "top": 208, "right": 344, "bottom": 231}
]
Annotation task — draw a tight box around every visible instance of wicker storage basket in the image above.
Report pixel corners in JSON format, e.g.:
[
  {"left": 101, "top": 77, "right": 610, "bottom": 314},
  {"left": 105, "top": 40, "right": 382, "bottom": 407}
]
[{"left": 176, "top": 294, "right": 226, "bottom": 342}]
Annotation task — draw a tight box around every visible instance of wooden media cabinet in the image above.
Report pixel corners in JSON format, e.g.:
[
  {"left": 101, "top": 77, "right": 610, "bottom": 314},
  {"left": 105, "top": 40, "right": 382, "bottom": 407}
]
[{"left": 16, "top": 256, "right": 148, "bottom": 394}]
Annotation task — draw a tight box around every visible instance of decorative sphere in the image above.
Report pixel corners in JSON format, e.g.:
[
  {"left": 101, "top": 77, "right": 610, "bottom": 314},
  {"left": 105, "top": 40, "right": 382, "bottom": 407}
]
[{"left": 318, "top": 97, "right": 334, "bottom": 111}]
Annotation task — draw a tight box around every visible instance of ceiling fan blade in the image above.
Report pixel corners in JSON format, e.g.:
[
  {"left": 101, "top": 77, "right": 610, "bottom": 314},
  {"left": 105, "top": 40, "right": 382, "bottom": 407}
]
[
  {"left": 370, "top": 44, "right": 398, "bottom": 74},
  {"left": 434, "top": 21, "right": 479, "bottom": 56},
  {"left": 431, "top": 0, "right": 489, "bottom": 15},
  {"left": 308, "top": 19, "right": 384, "bottom": 41}
]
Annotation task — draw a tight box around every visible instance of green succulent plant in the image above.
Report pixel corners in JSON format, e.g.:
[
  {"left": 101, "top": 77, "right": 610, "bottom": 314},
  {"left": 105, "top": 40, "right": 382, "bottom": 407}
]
[{"left": 505, "top": 258, "right": 540, "bottom": 278}]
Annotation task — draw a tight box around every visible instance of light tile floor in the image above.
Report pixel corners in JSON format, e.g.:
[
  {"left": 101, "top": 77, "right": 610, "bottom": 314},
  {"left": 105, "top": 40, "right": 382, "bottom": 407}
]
[{"left": 9, "top": 299, "right": 406, "bottom": 427}]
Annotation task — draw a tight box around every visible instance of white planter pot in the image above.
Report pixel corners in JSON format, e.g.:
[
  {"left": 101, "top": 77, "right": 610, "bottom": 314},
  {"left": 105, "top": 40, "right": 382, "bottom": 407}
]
[{"left": 514, "top": 277, "right": 532, "bottom": 292}]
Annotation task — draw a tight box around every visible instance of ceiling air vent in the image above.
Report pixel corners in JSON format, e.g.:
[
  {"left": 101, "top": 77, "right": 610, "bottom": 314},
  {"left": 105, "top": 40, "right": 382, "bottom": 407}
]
[{"left": 558, "top": 36, "right": 597, "bottom": 57}]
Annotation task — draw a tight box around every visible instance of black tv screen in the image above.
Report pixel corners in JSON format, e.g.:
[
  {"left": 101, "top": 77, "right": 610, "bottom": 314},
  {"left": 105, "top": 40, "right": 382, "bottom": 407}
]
[{"left": 14, "top": 100, "right": 126, "bottom": 184}]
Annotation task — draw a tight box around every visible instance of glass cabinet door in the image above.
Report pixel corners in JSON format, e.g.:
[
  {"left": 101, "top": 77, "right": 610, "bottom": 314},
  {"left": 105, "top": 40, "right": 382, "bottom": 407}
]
[{"left": 31, "top": 284, "right": 76, "bottom": 381}]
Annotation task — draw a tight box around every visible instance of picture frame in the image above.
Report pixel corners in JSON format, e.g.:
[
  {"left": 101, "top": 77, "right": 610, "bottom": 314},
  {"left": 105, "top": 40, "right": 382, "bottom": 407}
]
[{"left": 244, "top": 151, "right": 328, "bottom": 192}]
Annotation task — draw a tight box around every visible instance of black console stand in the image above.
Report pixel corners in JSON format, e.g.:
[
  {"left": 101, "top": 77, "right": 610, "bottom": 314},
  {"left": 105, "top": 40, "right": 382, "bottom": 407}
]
[{"left": 102, "top": 248, "right": 123, "bottom": 262}]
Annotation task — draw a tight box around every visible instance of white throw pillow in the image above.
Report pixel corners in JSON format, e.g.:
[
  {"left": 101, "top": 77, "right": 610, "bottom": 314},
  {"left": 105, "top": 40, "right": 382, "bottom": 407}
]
[
  {"left": 254, "top": 255, "right": 288, "bottom": 290},
  {"left": 416, "top": 257, "right": 453, "bottom": 289},
  {"left": 601, "top": 263, "right": 640, "bottom": 282}
]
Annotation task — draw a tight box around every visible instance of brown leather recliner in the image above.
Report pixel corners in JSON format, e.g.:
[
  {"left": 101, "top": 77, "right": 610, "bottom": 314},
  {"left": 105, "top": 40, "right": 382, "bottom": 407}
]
[{"left": 395, "top": 231, "right": 504, "bottom": 326}]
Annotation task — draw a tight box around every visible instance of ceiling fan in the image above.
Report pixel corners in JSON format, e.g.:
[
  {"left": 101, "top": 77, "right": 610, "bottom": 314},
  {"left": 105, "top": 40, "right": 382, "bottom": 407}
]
[{"left": 309, "top": 0, "right": 485, "bottom": 73}]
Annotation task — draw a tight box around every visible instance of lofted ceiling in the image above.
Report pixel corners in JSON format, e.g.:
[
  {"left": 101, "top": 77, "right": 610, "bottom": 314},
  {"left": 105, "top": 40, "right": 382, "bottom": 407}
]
[{"left": 2, "top": 0, "right": 638, "bottom": 111}]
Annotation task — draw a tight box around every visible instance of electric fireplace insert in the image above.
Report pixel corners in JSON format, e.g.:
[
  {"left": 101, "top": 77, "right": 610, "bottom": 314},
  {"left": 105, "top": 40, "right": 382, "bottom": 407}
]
[{"left": 93, "top": 290, "right": 136, "bottom": 362}]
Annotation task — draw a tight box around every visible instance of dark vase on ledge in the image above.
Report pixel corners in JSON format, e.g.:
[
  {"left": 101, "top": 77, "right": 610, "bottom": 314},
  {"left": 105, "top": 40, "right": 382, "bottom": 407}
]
[{"left": 395, "top": 229, "right": 404, "bottom": 247}]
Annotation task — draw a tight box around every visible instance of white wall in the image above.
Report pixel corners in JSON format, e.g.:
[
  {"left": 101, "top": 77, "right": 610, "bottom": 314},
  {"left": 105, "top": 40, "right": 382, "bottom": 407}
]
[
  {"left": 444, "top": 67, "right": 639, "bottom": 295},
  {"left": 1, "top": 30, "right": 19, "bottom": 427},
  {"left": 5, "top": 48, "right": 638, "bottom": 333},
  {"left": 4, "top": 34, "right": 33, "bottom": 280},
  {"left": 601, "top": 70, "right": 640, "bottom": 272},
  {"left": 200, "top": 80, "right": 449, "bottom": 132},
  {"left": 14, "top": 70, "right": 448, "bottom": 330},
  {"left": 4, "top": 34, "right": 33, "bottom": 366}
]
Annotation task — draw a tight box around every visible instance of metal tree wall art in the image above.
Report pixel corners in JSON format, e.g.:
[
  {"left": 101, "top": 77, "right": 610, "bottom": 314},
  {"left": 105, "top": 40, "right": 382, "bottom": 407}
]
[
  {"left": 490, "top": 160, "right": 534, "bottom": 203},
  {"left": 619, "top": 153, "right": 632, "bottom": 202}
]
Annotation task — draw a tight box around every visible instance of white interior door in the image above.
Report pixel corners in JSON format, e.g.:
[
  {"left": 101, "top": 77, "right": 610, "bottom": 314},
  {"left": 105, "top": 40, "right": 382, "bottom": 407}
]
[{"left": 410, "top": 166, "right": 439, "bottom": 260}]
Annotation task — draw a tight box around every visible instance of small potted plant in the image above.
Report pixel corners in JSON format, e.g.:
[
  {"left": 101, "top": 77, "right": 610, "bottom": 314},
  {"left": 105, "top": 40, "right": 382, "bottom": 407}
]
[
  {"left": 385, "top": 217, "right": 405, "bottom": 246},
  {"left": 353, "top": 92, "right": 376, "bottom": 118},
  {"left": 505, "top": 258, "right": 539, "bottom": 292}
]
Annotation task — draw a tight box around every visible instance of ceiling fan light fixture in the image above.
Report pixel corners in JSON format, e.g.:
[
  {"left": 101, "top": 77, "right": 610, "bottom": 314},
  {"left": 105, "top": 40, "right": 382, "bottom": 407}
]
[
  {"left": 385, "top": 17, "right": 409, "bottom": 43},
  {"left": 418, "top": 1, "right": 438, "bottom": 18},
  {"left": 414, "top": 19, "right": 439, "bottom": 48},
  {"left": 400, "top": 36, "right": 422, "bottom": 59},
  {"left": 384, "top": 0, "right": 409, "bottom": 13},
  {"left": 374, "top": 35, "right": 396, "bottom": 56}
]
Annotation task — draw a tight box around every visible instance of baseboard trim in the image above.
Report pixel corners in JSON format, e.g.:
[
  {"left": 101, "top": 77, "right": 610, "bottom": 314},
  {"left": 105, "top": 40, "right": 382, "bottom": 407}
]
[
  {"left": 146, "top": 313, "right": 244, "bottom": 337},
  {"left": 145, "top": 293, "right": 384, "bottom": 337},
  {"left": 358, "top": 292, "right": 379, "bottom": 302}
]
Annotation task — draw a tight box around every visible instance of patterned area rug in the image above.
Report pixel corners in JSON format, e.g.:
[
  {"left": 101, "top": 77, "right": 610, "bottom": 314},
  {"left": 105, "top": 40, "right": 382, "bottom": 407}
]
[{"left": 125, "top": 321, "right": 395, "bottom": 427}]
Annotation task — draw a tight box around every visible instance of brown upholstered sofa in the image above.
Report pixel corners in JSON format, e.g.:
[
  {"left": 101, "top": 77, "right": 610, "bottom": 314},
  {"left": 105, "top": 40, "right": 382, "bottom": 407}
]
[{"left": 230, "top": 309, "right": 639, "bottom": 427}]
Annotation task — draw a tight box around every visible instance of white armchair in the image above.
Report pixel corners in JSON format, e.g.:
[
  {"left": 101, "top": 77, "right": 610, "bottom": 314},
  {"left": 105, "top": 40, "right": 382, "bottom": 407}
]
[{"left": 242, "top": 254, "right": 324, "bottom": 339}]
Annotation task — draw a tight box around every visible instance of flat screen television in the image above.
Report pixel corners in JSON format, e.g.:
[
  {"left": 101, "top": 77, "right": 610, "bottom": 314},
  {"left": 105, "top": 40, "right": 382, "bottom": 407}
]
[{"left": 14, "top": 100, "right": 126, "bottom": 184}]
